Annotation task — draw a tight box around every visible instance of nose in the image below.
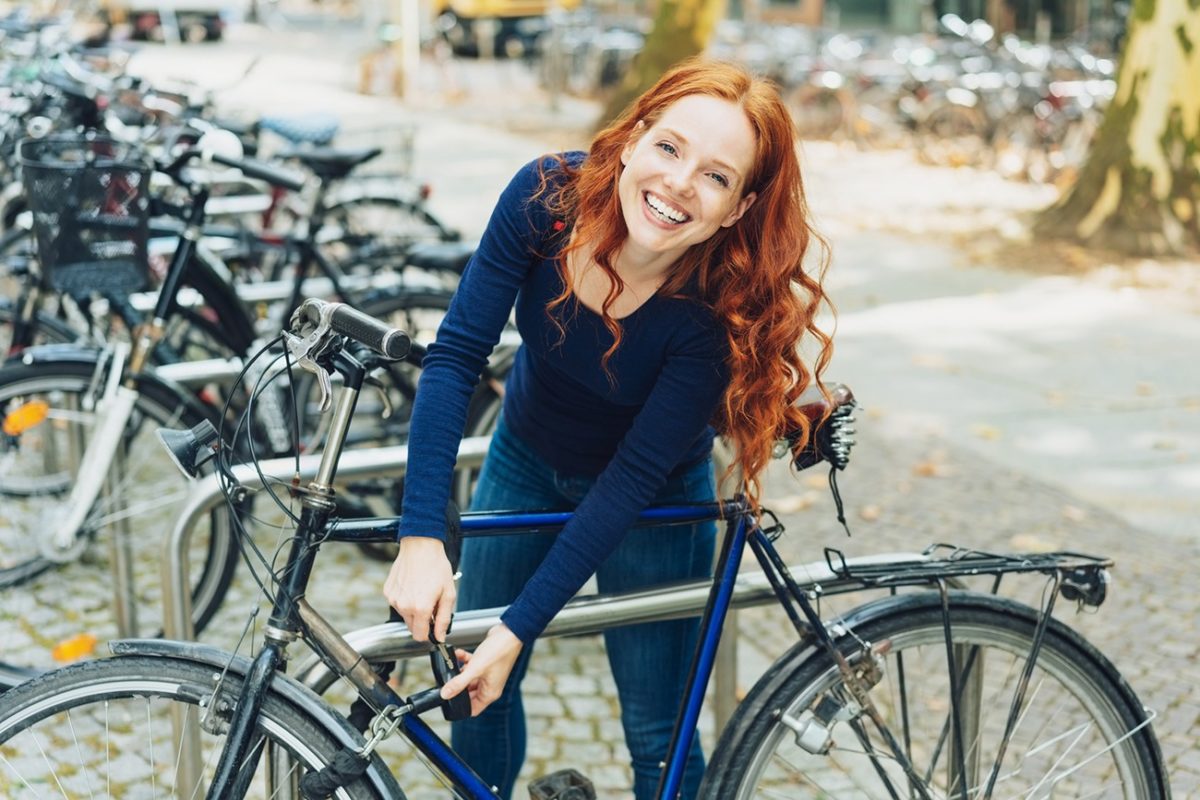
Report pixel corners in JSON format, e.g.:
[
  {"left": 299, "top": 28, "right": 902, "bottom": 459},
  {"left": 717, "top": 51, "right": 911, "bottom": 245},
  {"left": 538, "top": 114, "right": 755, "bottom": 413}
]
[{"left": 662, "top": 162, "right": 695, "bottom": 197}]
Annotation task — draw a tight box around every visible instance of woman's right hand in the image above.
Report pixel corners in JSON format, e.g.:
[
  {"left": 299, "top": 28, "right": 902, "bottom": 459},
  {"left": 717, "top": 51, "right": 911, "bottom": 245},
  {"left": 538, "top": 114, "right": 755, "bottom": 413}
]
[{"left": 383, "top": 536, "right": 457, "bottom": 642}]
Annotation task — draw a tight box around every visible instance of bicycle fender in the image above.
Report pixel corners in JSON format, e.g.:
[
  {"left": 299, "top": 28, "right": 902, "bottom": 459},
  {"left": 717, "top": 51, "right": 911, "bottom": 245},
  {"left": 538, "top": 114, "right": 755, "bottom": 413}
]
[
  {"left": 109, "top": 639, "right": 408, "bottom": 800},
  {"left": 12, "top": 344, "right": 216, "bottom": 424}
]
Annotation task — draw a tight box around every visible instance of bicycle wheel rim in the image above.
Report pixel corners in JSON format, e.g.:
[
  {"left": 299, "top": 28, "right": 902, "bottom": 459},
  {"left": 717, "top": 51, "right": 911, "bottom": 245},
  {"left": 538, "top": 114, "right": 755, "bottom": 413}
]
[
  {"left": 0, "top": 364, "right": 236, "bottom": 683},
  {"left": 707, "top": 595, "right": 1161, "bottom": 799},
  {"left": 0, "top": 656, "right": 387, "bottom": 799}
]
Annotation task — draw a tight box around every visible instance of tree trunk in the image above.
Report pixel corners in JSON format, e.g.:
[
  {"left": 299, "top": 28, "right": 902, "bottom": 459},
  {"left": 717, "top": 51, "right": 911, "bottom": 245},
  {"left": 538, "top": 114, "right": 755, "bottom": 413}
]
[
  {"left": 1033, "top": 0, "right": 1200, "bottom": 256},
  {"left": 595, "top": 0, "right": 725, "bottom": 129}
]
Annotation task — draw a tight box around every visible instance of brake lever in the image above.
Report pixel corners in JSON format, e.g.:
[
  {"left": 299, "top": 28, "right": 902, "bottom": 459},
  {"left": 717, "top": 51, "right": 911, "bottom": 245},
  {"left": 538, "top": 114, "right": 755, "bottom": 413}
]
[{"left": 283, "top": 299, "right": 339, "bottom": 412}]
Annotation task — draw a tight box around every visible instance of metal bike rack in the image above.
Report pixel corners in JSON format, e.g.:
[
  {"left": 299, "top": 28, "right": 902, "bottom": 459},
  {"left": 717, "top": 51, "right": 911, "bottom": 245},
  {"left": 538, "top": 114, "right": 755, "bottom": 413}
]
[
  {"left": 160, "top": 434, "right": 933, "bottom": 735},
  {"left": 161, "top": 433, "right": 935, "bottom": 792},
  {"left": 291, "top": 549, "right": 935, "bottom": 695},
  {"left": 160, "top": 436, "right": 492, "bottom": 644}
]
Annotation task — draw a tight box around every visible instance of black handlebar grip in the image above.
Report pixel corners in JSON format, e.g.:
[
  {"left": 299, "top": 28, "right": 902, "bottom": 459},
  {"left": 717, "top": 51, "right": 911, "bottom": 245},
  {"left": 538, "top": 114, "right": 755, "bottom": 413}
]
[
  {"left": 209, "top": 152, "right": 306, "bottom": 192},
  {"left": 328, "top": 303, "right": 412, "bottom": 360}
]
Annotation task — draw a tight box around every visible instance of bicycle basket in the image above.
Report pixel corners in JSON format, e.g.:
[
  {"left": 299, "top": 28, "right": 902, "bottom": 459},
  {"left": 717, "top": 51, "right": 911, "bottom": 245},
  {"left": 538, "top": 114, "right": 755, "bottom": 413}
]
[{"left": 18, "top": 135, "right": 151, "bottom": 297}]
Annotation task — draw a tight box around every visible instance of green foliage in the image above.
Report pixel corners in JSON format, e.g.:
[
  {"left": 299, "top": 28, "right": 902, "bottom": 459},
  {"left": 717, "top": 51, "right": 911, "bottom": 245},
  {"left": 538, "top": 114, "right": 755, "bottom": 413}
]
[
  {"left": 595, "top": 0, "right": 723, "bottom": 130},
  {"left": 1175, "top": 23, "right": 1194, "bottom": 54}
]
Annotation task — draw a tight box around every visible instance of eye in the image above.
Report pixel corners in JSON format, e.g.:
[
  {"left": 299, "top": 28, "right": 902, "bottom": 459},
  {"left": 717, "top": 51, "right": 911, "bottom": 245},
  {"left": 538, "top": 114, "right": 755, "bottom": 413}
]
[
  {"left": 708, "top": 172, "right": 730, "bottom": 188},
  {"left": 655, "top": 141, "right": 678, "bottom": 156}
]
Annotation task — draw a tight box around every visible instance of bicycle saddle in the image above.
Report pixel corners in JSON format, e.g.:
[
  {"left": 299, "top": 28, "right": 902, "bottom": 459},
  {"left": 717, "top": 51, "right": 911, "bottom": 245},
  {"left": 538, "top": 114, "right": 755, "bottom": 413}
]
[
  {"left": 405, "top": 241, "right": 476, "bottom": 275},
  {"left": 259, "top": 113, "right": 340, "bottom": 146},
  {"left": 280, "top": 146, "right": 384, "bottom": 180}
]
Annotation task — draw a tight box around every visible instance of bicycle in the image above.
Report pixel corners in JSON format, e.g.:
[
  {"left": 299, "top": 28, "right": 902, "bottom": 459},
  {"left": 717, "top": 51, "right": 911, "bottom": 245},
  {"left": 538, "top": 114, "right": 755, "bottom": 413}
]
[
  {"left": 0, "top": 298, "right": 1168, "bottom": 798},
  {"left": 0, "top": 133, "right": 492, "bottom": 686}
]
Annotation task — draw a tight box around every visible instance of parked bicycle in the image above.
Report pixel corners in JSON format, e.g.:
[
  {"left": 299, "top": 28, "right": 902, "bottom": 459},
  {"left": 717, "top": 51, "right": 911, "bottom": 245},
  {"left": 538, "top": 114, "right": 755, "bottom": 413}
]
[
  {"left": 0, "top": 133, "right": 491, "bottom": 688},
  {"left": 0, "top": 299, "right": 1167, "bottom": 798}
]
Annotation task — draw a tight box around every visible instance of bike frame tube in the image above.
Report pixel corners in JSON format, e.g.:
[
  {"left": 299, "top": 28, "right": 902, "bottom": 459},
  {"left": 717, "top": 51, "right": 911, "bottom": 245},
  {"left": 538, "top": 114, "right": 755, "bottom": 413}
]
[
  {"left": 324, "top": 501, "right": 745, "bottom": 541},
  {"left": 659, "top": 512, "right": 749, "bottom": 799},
  {"left": 398, "top": 714, "right": 499, "bottom": 799},
  {"left": 358, "top": 507, "right": 754, "bottom": 800}
]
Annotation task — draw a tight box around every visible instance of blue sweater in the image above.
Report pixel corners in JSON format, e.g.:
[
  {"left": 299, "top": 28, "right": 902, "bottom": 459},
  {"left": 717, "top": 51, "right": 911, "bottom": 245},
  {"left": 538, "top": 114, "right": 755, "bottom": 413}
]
[{"left": 398, "top": 153, "right": 730, "bottom": 643}]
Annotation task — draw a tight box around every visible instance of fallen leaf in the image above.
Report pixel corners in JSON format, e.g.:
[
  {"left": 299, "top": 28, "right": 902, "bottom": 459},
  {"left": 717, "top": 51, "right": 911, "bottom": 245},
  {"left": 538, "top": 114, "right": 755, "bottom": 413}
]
[
  {"left": 1045, "top": 390, "right": 1067, "bottom": 407},
  {"left": 912, "top": 353, "right": 953, "bottom": 370},
  {"left": 912, "top": 460, "right": 947, "bottom": 478},
  {"left": 1062, "top": 505, "right": 1088, "bottom": 522},
  {"left": 859, "top": 505, "right": 882, "bottom": 521},
  {"left": 971, "top": 424, "right": 1002, "bottom": 441},
  {"left": 1009, "top": 533, "right": 1057, "bottom": 552},
  {"left": 772, "top": 493, "right": 819, "bottom": 513}
]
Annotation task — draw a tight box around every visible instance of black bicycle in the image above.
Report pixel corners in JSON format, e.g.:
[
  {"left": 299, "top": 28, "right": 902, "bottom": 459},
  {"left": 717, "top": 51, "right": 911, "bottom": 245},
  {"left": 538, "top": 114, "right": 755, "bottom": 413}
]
[{"left": 0, "top": 134, "right": 494, "bottom": 688}]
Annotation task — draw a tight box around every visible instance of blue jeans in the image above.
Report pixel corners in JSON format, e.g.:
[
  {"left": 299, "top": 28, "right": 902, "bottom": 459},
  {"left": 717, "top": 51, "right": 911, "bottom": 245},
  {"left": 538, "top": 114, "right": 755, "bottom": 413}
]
[{"left": 451, "top": 416, "right": 716, "bottom": 800}]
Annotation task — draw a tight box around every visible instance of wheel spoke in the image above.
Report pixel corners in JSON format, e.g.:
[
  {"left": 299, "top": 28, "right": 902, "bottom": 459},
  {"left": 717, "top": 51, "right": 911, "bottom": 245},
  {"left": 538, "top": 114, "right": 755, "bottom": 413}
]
[{"left": 702, "top": 595, "right": 1161, "bottom": 799}]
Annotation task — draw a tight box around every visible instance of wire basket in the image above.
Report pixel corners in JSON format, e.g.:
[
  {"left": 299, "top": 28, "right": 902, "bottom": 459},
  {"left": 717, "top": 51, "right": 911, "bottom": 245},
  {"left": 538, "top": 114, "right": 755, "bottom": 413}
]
[{"left": 18, "top": 135, "right": 152, "bottom": 297}]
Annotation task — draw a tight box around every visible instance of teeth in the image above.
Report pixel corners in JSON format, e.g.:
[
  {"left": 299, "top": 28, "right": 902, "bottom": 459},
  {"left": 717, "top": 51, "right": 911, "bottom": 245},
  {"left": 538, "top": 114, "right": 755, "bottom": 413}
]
[{"left": 645, "top": 193, "right": 688, "bottom": 224}]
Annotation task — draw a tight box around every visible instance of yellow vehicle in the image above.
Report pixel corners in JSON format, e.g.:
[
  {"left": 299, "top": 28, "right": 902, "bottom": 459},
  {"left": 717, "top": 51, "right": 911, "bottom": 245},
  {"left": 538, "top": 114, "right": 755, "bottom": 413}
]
[{"left": 432, "top": 0, "right": 580, "bottom": 57}]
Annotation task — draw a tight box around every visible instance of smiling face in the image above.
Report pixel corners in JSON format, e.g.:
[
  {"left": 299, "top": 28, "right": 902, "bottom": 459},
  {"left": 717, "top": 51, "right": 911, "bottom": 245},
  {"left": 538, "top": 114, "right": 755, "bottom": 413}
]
[{"left": 617, "top": 94, "right": 759, "bottom": 269}]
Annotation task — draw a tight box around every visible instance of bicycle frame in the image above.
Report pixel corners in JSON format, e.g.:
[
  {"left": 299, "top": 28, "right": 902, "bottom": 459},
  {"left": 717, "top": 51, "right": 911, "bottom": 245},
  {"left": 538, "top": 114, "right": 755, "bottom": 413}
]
[{"left": 169, "top": 319, "right": 1125, "bottom": 800}]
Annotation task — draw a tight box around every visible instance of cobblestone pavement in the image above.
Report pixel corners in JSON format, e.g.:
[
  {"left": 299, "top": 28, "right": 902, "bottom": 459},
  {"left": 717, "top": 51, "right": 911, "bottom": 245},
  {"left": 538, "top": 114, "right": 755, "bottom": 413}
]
[{"left": 2, "top": 13, "right": 1197, "bottom": 798}]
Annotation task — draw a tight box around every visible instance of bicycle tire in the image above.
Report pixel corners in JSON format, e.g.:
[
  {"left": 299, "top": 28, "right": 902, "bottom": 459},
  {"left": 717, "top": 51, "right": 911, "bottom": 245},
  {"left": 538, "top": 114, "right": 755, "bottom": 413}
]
[
  {"left": 0, "top": 361, "right": 238, "bottom": 687},
  {"left": 0, "top": 655, "right": 393, "bottom": 799},
  {"left": 0, "top": 297, "right": 79, "bottom": 354},
  {"left": 700, "top": 591, "right": 1166, "bottom": 799},
  {"left": 323, "top": 193, "right": 458, "bottom": 250},
  {"left": 312, "top": 194, "right": 459, "bottom": 284}
]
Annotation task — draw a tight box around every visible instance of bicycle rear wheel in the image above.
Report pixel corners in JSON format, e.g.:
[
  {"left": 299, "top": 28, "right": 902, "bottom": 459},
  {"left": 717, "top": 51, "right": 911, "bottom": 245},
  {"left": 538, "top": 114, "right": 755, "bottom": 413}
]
[
  {"left": 701, "top": 592, "right": 1166, "bottom": 799},
  {"left": 0, "top": 655, "right": 394, "bottom": 799},
  {"left": 0, "top": 361, "right": 238, "bottom": 687}
]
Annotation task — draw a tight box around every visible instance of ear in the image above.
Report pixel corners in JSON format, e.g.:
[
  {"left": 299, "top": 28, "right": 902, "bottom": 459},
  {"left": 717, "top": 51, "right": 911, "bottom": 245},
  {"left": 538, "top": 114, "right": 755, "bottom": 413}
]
[
  {"left": 621, "top": 120, "right": 646, "bottom": 166},
  {"left": 721, "top": 191, "right": 757, "bottom": 228}
]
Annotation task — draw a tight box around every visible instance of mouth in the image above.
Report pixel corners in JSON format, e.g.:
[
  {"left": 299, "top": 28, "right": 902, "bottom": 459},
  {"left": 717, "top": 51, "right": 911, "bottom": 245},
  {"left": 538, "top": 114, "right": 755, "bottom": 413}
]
[{"left": 643, "top": 191, "right": 691, "bottom": 226}]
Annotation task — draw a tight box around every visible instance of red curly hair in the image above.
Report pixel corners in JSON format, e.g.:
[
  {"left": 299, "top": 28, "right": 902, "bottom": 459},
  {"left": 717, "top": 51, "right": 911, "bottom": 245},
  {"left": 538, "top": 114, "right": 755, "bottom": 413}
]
[{"left": 539, "top": 57, "right": 834, "bottom": 508}]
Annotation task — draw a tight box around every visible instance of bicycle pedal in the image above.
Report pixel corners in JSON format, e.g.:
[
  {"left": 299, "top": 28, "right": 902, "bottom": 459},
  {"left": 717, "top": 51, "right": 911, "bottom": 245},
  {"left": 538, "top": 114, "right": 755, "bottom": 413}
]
[{"left": 528, "top": 768, "right": 596, "bottom": 800}]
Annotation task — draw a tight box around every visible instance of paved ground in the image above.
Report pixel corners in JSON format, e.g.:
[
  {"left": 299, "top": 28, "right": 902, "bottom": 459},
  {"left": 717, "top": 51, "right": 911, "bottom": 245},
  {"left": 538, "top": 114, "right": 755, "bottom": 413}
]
[{"left": 7, "top": 11, "right": 1199, "bottom": 797}]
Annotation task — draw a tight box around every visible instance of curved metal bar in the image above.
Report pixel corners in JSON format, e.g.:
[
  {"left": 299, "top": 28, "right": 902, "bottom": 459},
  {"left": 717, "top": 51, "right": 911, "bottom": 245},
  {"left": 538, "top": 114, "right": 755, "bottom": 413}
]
[
  {"left": 292, "top": 551, "right": 935, "bottom": 695},
  {"left": 159, "top": 436, "right": 492, "bottom": 643}
]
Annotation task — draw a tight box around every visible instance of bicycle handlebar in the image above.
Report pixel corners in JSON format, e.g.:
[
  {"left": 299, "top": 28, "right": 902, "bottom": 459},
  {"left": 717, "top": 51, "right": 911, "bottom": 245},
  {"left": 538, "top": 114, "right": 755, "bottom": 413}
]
[
  {"left": 289, "top": 298, "right": 412, "bottom": 361},
  {"left": 208, "top": 151, "right": 306, "bottom": 192},
  {"left": 328, "top": 302, "right": 412, "bottom": 360},
  {"left": 160, "top": 145, "right": 306, "bottom": 192}
]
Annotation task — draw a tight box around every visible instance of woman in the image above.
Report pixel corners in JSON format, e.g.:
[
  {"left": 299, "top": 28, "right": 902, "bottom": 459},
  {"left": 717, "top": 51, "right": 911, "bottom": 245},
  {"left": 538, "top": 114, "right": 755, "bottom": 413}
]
[{"left": 384, "top": 56, "right": 833, "bottom": 799}]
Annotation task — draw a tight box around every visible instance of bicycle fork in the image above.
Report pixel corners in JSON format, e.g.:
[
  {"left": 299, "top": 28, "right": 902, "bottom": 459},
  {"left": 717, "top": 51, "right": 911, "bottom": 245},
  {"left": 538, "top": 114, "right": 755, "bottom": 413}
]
[
  {"left": 747, "top": 529, "right": 943, "bottom": 800},
  {"left": 42, "top": 341, "right": 137, "bottom": 560}
]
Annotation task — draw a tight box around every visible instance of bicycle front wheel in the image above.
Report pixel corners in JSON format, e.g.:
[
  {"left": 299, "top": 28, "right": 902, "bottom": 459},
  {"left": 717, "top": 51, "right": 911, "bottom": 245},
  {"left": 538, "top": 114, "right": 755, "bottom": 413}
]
[
  {"left": 0, "top": 655, "right": 393, "bottom": 799},
  {"left": 701, "top": 591, "right": 1166, "bottom": 799},
  {"left": 0, "top": 360, "right": 238, "bottom": 686}
]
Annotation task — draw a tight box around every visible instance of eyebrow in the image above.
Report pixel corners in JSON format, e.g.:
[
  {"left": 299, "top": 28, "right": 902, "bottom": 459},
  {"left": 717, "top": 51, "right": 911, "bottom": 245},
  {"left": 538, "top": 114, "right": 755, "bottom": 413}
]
[{"left": 658, "top": 126, "right": 745, "bottom": 183}]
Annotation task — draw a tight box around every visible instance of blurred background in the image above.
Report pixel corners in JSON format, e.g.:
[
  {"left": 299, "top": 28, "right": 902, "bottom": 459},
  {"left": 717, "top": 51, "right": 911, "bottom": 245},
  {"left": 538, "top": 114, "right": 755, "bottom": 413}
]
[{"left": 11, "top": 0, "right": 1129, "bottom": 195}]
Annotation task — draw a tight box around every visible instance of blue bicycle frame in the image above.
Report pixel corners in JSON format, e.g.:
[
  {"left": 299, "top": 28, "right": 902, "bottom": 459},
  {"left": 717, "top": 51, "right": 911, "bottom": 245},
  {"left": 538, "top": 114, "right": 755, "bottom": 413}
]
[{"left": 323, "top": 501, "right": 755, "bottom": 799}]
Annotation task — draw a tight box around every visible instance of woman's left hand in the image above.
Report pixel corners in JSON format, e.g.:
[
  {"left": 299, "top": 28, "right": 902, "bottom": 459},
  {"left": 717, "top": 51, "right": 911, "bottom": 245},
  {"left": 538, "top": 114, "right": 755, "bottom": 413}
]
[{"left": 440, "top": 624, "right": 524, "bottom": 716}]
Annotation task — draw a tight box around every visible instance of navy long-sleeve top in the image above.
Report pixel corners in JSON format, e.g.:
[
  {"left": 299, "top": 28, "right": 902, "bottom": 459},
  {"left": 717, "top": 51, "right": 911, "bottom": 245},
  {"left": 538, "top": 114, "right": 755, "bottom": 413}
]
[{"left": 397, "top": 153, "right": 731, "bottom": 643}]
